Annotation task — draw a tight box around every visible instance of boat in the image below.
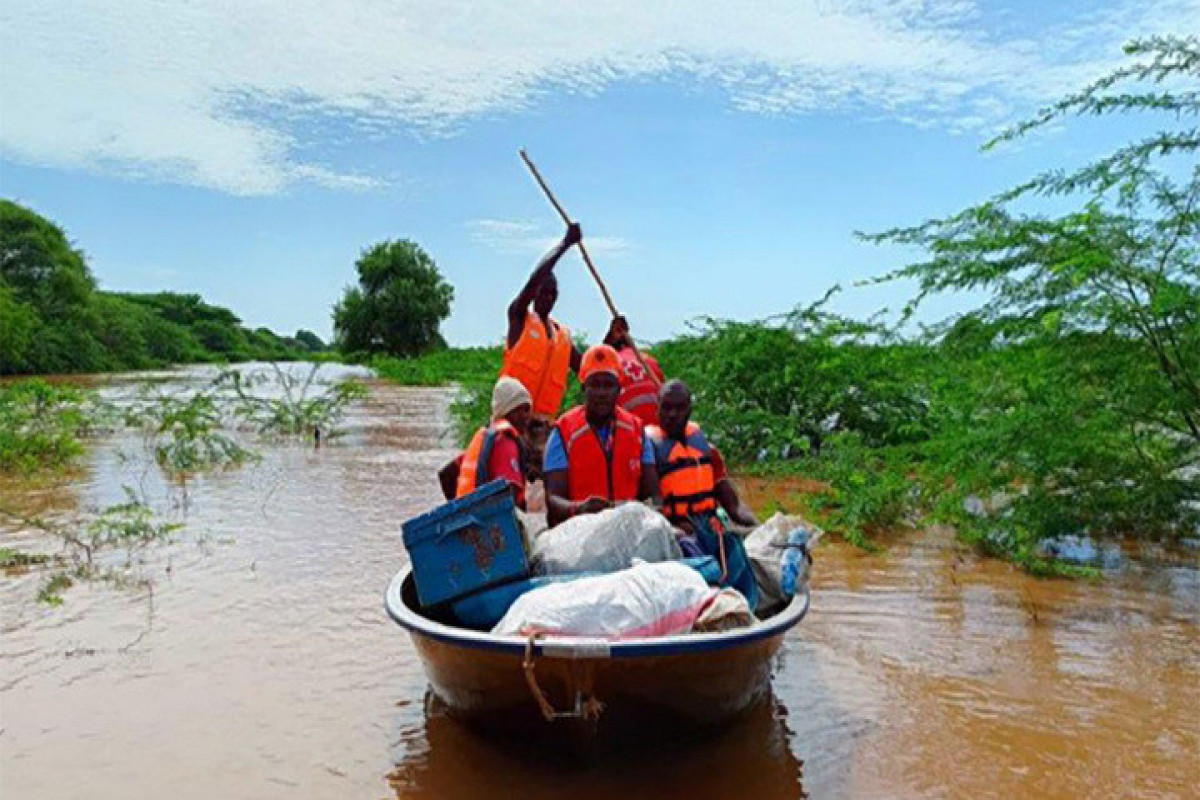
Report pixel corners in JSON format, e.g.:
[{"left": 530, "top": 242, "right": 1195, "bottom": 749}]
[{"left": 384, "top": 565, "right": 810, "bottom": 739}]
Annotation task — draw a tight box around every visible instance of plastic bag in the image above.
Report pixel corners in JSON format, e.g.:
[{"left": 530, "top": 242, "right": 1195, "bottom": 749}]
[
  {"left": 492, "top": 560, "right": 716, "bottom": 638},
  {"left": 516, "top": 508, "right": 549, "bottom": 554},
  {"left": 531, "top": 503, "right": 682, "bottom": 575},
  {"left": 692, "top": 588, "right": 755, "bottom": 632},
  {"left": 743, "top": 513, "right": 821, "bottom": 611}
]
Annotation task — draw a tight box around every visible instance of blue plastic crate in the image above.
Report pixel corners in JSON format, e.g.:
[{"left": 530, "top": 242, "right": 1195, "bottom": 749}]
[{"left": 401, "top": 479, "right": 529, "bottom": 608}]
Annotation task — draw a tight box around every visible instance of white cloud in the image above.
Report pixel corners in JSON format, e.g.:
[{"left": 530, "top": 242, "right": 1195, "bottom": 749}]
[
  {"left": 468, "top": 219, "right": 630, "bottom": 256},
  {"left": 2, "top": 0, "right": 1195, "bottom": 195}
]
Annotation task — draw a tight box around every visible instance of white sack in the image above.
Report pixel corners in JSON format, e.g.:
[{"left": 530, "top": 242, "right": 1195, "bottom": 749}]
[
  {"left": 692, "top": 588, "right": 756, "bottom": 632},
  {"left": 532, "top": 502, "right": 682, "bottom": 575},
  {"left": 493, "top": 560, "right": 715, "bottom": 638},
  {"left": 744, "top": 513, "right": 821, "bottom": 610}
]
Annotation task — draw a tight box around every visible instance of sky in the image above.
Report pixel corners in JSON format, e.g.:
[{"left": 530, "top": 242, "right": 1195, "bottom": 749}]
[{"left": 1, "top": 1, "right": 1196, "bottom": 346}]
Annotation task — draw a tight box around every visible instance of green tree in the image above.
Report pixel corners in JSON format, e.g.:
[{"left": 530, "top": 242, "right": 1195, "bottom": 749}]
[
  {"left": 0, "top": 204, "right": 309, "bottom": 374},
  {"left": 868, "top": 35, "right": 1199, "bottom": 544},
  {"left": 293, "top": 329, "right": 326, "bottom": 352},
  {"left": 332, "top": 240, "right": 453, "bottom": 357},
  {"left": 655, "top": 290, "right": 928, "bottom": 463},
  {"left": 192, "top": 319, "right": 247, "bottom": 356},
  {"left": 0, "top": 200, "right": 105, "bottom": 374},
  {"left": 0, "top": 284, "right": 39, "bottom": 373},
  {"left": 0, "top": 200, "right": 95, "bottom": 315}
]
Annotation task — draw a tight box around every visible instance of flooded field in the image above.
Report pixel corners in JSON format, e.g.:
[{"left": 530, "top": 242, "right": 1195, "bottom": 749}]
[{"left": 2, "top": 366, "right": 1197, "bottom": 799}]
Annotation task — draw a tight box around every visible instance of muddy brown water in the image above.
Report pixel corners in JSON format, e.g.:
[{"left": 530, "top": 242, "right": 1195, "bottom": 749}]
[{"left": 1, "top": 365, "right": 1197, "bottom": 799}]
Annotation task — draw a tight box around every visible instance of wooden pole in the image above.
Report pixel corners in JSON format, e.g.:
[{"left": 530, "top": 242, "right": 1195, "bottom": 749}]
[{"left": 518, "top": 149, "right": 661, "bottom": 388}]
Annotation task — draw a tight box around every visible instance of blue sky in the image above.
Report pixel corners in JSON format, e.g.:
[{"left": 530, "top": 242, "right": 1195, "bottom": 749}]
[{"left": 2, "top": 1, "right": 1195, "bottom": 345}]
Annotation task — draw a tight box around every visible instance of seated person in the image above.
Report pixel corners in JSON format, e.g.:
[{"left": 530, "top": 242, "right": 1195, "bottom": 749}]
[
  {"left": 647, "top": 379, "right": 759, "bottom": 534},
  {"left": 648, "top": 380, "right": 761, "bottom": 604},
  {"left": 438, "top": 377, "right": 533, "bottom": 509},
  {"left": 543, "top": 345, "right": 660, "bottom": 527},
  {"left": 603, "top": 315, "right": 665, "bottom": 426}
]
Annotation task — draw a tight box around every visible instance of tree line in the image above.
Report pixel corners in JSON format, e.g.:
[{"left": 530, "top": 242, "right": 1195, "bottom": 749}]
[{"left": 0, "top": 200, "right": 326, "bottom": 374}]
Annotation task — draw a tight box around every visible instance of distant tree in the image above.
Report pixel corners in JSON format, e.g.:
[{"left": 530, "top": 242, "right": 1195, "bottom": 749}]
[
  {"left": 294, "top": 329, "right": 326, "bottom": 352},
  {"left": 192, "top": 319, "right": 245, "bottom": 355},
  {"left": 0, "top": 200, "right": 105, "bottom": 373},
  {"left": 0, "top": 200, "right": 95, "bottom": 315},
  {"left": 332, "top": 240, "right": 453, "bottom": 357},
  {"left": 0, "top": 284, "right": 39, "bottom": 373}
]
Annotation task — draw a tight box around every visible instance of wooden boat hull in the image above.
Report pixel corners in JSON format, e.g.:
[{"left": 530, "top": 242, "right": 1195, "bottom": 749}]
[{"left": 385, "top": 567, "right": 810, "bottom": 732}]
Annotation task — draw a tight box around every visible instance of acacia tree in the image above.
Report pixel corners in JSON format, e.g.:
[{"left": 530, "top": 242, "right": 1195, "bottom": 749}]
[
  {"left": 869, "top": 36, "right": 1199, "bottom": 542},
  {"left": 332, "top": 240, "right": 454, "bottom": 357}
]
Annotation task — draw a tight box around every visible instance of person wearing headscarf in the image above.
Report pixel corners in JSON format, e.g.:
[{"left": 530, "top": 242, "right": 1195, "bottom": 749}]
[{"left": 438, "top": 376, "right": 534, "bottom": 508}]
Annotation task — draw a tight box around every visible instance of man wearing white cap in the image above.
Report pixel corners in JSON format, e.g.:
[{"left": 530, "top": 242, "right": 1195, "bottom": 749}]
[{"left": 438, "top": 377, "right": 534, "bottom": 508}]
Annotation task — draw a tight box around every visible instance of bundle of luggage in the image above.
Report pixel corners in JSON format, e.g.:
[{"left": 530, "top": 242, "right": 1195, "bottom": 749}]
[{"left": 402, "top": 480, "right": 818, "bottom": 638}]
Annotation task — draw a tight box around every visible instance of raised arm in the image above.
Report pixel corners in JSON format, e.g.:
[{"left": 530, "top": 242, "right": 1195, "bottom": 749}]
[{"left": 506, "top": 223, "right": 582, "bottom": 349}]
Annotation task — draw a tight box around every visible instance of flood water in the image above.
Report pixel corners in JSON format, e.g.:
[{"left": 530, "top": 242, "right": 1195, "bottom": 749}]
[{"left": 2, "top": 365, "right": 1197, "bottom": 799}]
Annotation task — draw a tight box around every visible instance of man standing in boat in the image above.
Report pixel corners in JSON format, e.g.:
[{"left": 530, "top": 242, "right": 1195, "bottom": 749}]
[
  {"left": 438, "top": 377, "right": 534, "bottom": 509},
  {"left": 501, "top": 223, "right": 584, "bottom": 428},
  {"left": 603, "top": 315, "right": 666, "bottom": 426},
  {"left": 543, "top": 344, "right": 661, "bottom": 527}
]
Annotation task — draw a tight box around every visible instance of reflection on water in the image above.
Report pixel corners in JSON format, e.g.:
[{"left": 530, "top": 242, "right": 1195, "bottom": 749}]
[
  {"left": 388, "top": 692, "right": 805, "bottom": 800},
  {"left": 1, "top": 364, "right": 1197, "bottom": 799}
]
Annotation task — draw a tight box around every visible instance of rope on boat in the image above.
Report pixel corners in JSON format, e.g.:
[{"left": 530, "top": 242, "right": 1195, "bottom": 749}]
[
  {"left": 522, "top": 632, "right": 604, "bottom": 723},
  {"left": 716, "top": 524, "right": 729, "bottom": 583}
]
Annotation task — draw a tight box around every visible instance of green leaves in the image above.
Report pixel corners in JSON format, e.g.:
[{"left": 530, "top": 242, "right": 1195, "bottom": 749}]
[
  {"left": 82, "top": 492, "right": 183, "bottom": 559},
  {"left": 333, "top": 240, "right": 454, "bottom": 357},
  {"left": 221, "top": 364, "right": 368, "bottom": 439},
  {"left": 849, "top": 36, "right": 1200, "bottom": 562},
  {"left": 0, "top": 380, "right": 90, "bottom": 473}
]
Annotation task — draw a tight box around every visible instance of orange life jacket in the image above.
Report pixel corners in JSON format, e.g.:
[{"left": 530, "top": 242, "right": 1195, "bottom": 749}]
[
  {"left": 646, "top": 422, "right": 717, "bottom": 523},
  {"left": 555, "top": 406, "right": 644, "bottom": 503},
  {"left": 501, "top": 312, "right": 572, "bottom": 419},
  {"left": 617, "top": 347, "right": 661, "bottom": 426},
  {"left": 456, "top": 420, "right": 525, "bottom": 507}
]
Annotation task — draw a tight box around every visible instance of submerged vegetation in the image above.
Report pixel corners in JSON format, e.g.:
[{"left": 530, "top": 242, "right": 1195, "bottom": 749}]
[
  {"left": 0, "top": 380, "right": 94, "bottom": 473},
  {"left": 221, "top": 363, "right": 368, "bottom": 438},
  {"left": 2, "top": 492, "right": 182, "bottom": 607},
  {"left": 0, "top": 364, "right": 367, "bottom": 603},
  {"left": 127, "top": 389, "right": 256, "bottom": 476}
]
